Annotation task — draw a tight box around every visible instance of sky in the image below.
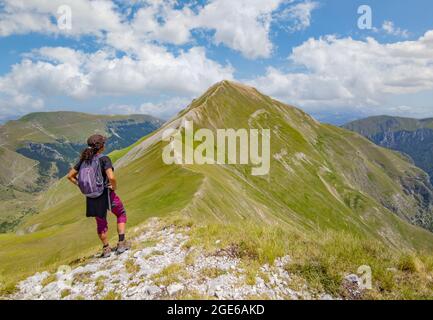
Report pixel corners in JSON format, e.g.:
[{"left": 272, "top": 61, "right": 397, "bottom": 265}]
[{"left": 0, "top": 0, "right": 433, "bottom": 124}]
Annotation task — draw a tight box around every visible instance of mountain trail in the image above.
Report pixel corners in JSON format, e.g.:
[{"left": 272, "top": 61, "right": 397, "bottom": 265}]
[{"left": 7, "top": 218, "right": 335, "bottom": 300}]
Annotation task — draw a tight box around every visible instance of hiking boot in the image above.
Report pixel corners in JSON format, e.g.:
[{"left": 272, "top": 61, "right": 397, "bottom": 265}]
[
  {"left": 116, "top": 240, "right": 130, "bottom": 255},
  {"left": 100, "top": 245, "right": 111, "bottom": 258}
]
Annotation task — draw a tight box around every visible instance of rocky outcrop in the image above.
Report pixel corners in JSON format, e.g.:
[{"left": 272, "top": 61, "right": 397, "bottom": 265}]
[{"left": 7, "top": 219, "right": 333, "bottom": 300}]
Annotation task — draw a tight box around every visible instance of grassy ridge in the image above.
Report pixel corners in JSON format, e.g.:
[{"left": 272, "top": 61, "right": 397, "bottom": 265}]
[
  {"left": 343, "top": 115, "right": 433, "bottom": 136},
  {"left": 0, "top": 112, "right": 164, "bottom": 233},
  {"left": 344, "top": 115, "right": 433, "bottom": 192},
  {"left": 180, "top": 216, "right": 433, "bottom": 299},
  {"left": 0, "top": 142, "right": 203, "bottom": 291},
  {"left": 1, "top": 81, "right": 433, "bottom": 298},
  {"left": 0, "top": 112, "right": 159, "bottom": 147}
]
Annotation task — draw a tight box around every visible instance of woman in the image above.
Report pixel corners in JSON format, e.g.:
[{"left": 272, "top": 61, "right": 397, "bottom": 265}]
[{"left": 67, "top": 134, "right": 130, "bottom": 258}]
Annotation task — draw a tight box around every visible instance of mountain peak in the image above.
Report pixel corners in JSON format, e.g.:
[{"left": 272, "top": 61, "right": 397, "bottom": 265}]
[
  {"left": 212, "top": 79, "right": 261, "bottom": 95},
  {"left": 183, "top": 80, "right": 268, "bottom": 116},
  {"left": 4, "top": 81, "right": 433, "bottom": 300}
]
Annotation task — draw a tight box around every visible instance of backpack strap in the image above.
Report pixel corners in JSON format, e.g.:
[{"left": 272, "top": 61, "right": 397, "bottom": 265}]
[
  {"left": 94, "top": 154, "right": 109, "bottom": 187},
  {"left": 93, "top": 153, "right": 104, "bottom": 161},
  {"left": 94, "top": 153, "right": 112, "bottom": 210}
]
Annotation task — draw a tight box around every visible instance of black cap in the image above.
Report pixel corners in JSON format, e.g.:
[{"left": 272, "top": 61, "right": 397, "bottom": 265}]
[{"left": 87, "top": 134, "right": 107, "bottom": 148}]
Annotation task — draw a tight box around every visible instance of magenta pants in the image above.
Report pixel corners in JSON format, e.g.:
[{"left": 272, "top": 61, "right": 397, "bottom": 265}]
[{"left": 96, "top": 191, "right": 127, "bottom": 234}]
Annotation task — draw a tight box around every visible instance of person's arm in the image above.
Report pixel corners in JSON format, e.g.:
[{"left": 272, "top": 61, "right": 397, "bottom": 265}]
[
  {"left": 106, "top": 168, "right": 117, "bottom": 191},
  {"left": 67, "top": 168, "right": 79, "bottom": 186}
]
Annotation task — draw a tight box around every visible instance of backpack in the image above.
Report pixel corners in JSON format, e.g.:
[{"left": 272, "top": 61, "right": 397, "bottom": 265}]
[{"left": 77, "top": 154, "right": 105, "bottom": 198}]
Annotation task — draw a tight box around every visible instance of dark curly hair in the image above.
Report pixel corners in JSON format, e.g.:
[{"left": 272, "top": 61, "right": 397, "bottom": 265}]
[{"left": 80, "top": 134, "right": 106, "bottom": 161}]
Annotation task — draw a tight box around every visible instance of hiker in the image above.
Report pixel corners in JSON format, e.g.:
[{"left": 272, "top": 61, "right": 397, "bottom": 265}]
[{"left": 67, "top": 134, "right": 130, "bottom": 258}]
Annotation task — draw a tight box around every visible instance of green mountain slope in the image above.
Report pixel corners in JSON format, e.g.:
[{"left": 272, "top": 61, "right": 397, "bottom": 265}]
[
  {"left": 343, "top": 115, "right": 433, "bottom": 187},
  {"left": 343, "top": 115, "right": 433, "bottom": 135},
  {"left": 1, "top": 82, "right": 433, "bottom": 296},
  {"left": 0, "top": 111, "right": 164, "bottom": 190},
  {"left": 0, "top": 112, "right": 163, "bottom": 232}
]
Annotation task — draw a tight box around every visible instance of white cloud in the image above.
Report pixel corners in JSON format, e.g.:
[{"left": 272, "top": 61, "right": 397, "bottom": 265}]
[
  {"left": 0, "top": 45, "right": 233, "bottom": 117},
  {"left": 85, "top": 46, "right": 234, "bottom": 97},
  {"left": 0, "top": 0, "right": 125, "bottom": 37},
  {"left": 0, "top": 0, "right": 300, "bottom": 119},
  {"left": 0, "top": 60, "right": 85, "bottom": 119},
  {"left": 11, "top": 1, "right": 430, "bottom": 121},
  {"left": 105, "top": 96, "right": 190, "bottom": 119},
  {"left": 0, "top": 0, "right": 294, "bottom": 59},
  {"left": 0, "top": 92, "right": 44, "bottom": 119},
  {"left": 131, "top": 0, "right": 318, "bottom": 59},
  {"left": 193, "top": 0, "right": 283, "bottom": 59},
  {"left": 249, "top": 31, "right": 433, "bottom": 116},
  {"left": 276, "top": 0, "right": 319, "bottom": 32},
  {"left": 0, "top": 56, "right": 90, "bottom": 99},
  {"left": 0, "top": 1, "right": 250, "bottom": 118},
  {"left": 130, "top": 1, "right": 196, "bottom": 46},
  {"left": 124, "top": 0, "right": 287, "bottom": 59},
  {"left": 382, "top": 20, "right": 409, "bottom": 38}
]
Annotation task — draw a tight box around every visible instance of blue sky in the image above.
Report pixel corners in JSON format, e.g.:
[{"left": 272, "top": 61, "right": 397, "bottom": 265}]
[{"left": 0, "top": 0, "right": 433, "bottom": 124}]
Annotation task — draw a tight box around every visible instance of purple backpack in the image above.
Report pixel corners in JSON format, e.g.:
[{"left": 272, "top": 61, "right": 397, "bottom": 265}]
[{"left": 77, "top": 154, "right": 105, "bottom": 198}]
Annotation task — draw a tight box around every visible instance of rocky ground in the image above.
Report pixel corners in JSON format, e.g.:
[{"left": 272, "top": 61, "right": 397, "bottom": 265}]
[{"left": 7, "top": 218, "right": 345, "bottom": 300}]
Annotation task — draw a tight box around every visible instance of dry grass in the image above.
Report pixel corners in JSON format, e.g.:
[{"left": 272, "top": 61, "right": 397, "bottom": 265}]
[
  {"left": 41, "top": 274, "right": 57, "bottom": 287},
  {"left": 168, "top": 215, "right": 433, "bottom": 299},
  {"left": 200, "top": 267, "right": 227, "bottom": 279},
  {"left": 151, "top": 263, "right": 188, "bottom": 287},
  {"left": 60, "top": 289, "right": 71, "bottom": 298},
  {"left": 73, "top": 271, "right": 93, "bottom": 285},
  {"left": 102, "top": 290, "right": 121, "bottom": 300},
  {"left": 94, "top": 276, "right": 106, "bottom": 294},
  {"left": 125, "top": 259, "right": 140, "bottom": 274}
]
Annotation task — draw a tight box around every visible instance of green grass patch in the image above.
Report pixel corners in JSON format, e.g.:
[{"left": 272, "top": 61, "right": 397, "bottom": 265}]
[
  {"left": 60, "top": 289, "right": 71, "bottom": 299},
  {"left": 41, "top": 274, "right": 57, "bottom": 287},
  {"left": 95, "top": 276, "right": 106, "bottom": 294},
  {"left": 151, "top": 263, "right": 188, "bottom": 287},
  {"left": 175, "top": 216, "right": 433, "bottom": 299},
  {"left": 125, "top": 259, "right": 140, "bottom": 274},
  {"left": 184, "top": 250, "right": 198, "bottom": 266},
  {"left": 397, "top": 254, "right": 424, "bottom": 273},
  {"left": 73, "top": 272, "right": 93, "bottom": 285},
  {"left": 200, "top": 267, "right": 227, "bottom": 279},
  {"left": 102, "top": 290, "right": 121, "bottom": 300},
  {"left": 141, "top": 240, "right": 158, "bottom": 248}
]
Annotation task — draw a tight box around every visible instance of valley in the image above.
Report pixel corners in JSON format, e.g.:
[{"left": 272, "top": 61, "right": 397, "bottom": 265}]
[
  {"left": 0, "top": 112, "right": 163, "bottom": 232},
  {"left": 344, "top": 116, "right": 433, "bottom": 188},
  {"left": 1, "top": 81, "right": 433, "bottom": 299}
]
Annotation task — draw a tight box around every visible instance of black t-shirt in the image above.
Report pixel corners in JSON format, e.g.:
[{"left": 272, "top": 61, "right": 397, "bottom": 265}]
[{"left": 74, "top": 155, "right": 114, "bottom": 184}]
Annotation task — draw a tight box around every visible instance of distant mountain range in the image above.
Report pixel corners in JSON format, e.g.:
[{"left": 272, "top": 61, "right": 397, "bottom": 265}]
[
  {"left": 0, "top": 112, "right": 163, "bottom": 232},
  {"left": 343, "top": 115, "right": 433, "bottom": 186},
  {"left": 2, "top": 81, "right": 433, "bottom": 295},
  {"left": 0, "top": 115, "right": 19, "bottom": 125}
]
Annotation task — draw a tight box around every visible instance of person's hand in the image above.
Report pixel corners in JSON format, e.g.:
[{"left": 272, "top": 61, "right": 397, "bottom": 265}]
[{"left": 108, "top": 184, "right": 115, "bottom": 191}]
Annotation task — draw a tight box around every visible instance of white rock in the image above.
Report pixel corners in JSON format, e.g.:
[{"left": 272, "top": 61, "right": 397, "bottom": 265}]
[
  {"left": 126, "top": 287, "right": 138, "bottom": 297},
  {"left": 7, "top": 218, "right": 320, "bottom": 301},
  {"left": 145, "top": 285, "right": 161, "bottom": 296},
  {"left": 344, "top": 274, "right": 360, "bottom": 285},
  {"left": 167, "top": 283, "right": 184, "bottom": 296},
  {"left": 93, "top": 270, "right": 111, "bottom": 279}
]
